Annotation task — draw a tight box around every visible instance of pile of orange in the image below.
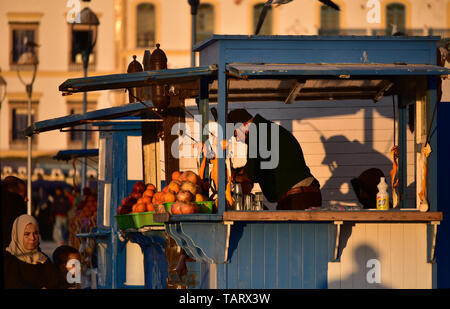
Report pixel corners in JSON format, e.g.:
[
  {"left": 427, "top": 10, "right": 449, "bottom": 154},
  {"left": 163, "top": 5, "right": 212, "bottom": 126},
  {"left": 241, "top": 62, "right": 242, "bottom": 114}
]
[{"left": 117, "top": 171, "right": 211, "bottom": 215}]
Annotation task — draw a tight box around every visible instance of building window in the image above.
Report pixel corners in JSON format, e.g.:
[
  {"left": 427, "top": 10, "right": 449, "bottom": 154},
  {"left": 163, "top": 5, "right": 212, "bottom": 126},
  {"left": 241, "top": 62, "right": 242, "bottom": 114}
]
[
  {"left": 67, "top": 101, "right": 97, "bottom": 147},
  {"left": 69, "top": 24, "right": 97, "bottom": 71},
  {"left": 9, "top": 101, "right": 38, "bottom": 148},
  {"left": 386, "top": 3, "right": 405, "bottom": 34},
  {"left": 196, "top": 3, "right": 215, "bottom": 43},
  {"left": 136, "top": 3, "right": 156, "bottom": 48},
  {"left": 253, "top": 3, "right": 272, "bottom": 35},
  {"left": 9, "top": 22, "right": 39, "bottom": 67},
  {"left": 319, "top": 5, "right": 340, "bottom": 35}
]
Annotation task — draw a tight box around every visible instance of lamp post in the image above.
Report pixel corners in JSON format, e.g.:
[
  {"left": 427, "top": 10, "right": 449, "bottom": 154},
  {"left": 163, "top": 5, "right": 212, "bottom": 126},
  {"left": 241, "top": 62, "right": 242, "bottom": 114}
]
[
  {"left": 16, "top": 46, "right": 39, "bottom": 215},
  {"left": 188, "top": 0, "right": 200, "bottom": 67},
  {"left": 69, "top": 3, "right": 99, "bottom": 191},
  {"left": 0, "top": 68, "right": 6, "bottom": 109}
]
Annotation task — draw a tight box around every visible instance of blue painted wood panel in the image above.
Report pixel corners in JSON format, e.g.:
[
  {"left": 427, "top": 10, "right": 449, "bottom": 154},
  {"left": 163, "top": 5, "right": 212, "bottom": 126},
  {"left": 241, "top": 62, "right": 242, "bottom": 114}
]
[
  {"left": 198, "top": 36, "right": 439, "bottom": 66},
  {"left": 216, "top": 222, "right": 331, "bottom": 289},
  {"left": 437, "top": 101, "right": 450, "bottom": 288}
]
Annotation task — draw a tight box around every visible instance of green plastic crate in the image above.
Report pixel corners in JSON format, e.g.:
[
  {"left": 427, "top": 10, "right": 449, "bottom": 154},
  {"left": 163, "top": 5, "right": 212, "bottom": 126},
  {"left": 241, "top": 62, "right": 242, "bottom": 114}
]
[
  {"left": 115, "top": 214, "right": 135, "bottom": 230},
  {"left": 131, "top": 211, "right": 164, "bottom": 228},
  {"left": 195, "top": 201, "right": 214, "bottom": 213},
  {"left": 164, "top": 201, "right": 214, "bottom": 214},
  {"left": 163, "top": 202, "right": 174, "bottom": 213}
]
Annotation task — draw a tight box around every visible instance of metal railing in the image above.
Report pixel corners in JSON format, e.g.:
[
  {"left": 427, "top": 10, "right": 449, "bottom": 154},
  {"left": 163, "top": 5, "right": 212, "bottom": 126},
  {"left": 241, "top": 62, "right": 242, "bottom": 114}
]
[{"left": 318, "top": 28, "right": 450, "bottom": 39}]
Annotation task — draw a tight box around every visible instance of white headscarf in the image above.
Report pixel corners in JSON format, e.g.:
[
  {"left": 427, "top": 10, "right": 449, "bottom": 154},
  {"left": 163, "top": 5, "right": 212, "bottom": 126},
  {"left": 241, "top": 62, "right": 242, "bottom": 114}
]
[{"left": 6, "top": 214, "right": 47, "bottom": 264}]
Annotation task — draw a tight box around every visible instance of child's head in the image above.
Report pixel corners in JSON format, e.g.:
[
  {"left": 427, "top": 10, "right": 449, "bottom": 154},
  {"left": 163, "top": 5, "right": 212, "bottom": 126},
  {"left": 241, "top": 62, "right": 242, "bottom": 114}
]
[{"left": 52, "top": 245, "right": 82, "bottom": 276}]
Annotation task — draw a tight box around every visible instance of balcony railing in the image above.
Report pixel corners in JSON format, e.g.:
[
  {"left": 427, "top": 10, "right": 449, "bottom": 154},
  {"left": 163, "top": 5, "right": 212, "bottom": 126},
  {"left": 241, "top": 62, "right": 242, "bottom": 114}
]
[{"left": 318, "top": 28, "right": 450, "bottom": 40}]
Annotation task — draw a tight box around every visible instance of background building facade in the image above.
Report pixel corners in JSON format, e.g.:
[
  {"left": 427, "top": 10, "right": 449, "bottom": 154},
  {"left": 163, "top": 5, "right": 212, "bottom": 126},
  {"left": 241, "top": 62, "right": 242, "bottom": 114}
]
[{"left": 1, "top": 0, "right": 449, "bottom": 207}]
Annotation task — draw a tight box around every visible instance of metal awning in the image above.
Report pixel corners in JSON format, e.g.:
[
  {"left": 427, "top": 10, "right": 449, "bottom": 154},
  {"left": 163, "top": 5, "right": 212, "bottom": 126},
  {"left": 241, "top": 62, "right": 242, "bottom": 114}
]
[
  {"left": 59, "top": 65, "right": 218, "bottom": 94},
  {"left": 53, "top": 149, "right": 99, "bottom": 161},
  {"left": 226, "top": 63, "right": 450, "bottom": 77},
  {"left": 25, "top": 101, "right": 155, "bottom": 136},
  {"left": 213, "top": 63, "right": 450, "bottom": 103}
]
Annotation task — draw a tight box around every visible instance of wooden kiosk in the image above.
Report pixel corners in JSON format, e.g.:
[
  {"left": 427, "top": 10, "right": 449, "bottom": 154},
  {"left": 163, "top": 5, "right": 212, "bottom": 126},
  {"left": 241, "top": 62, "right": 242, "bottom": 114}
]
[{"left": 26, "top": 35, "right": 448, "bottom": 289}]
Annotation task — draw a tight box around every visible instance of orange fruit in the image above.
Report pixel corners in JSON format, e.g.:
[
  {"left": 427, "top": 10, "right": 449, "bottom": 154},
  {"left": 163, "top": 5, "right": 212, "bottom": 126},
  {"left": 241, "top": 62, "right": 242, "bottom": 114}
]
[
  {"left": 164, "top": 192, "right": 176, "bottom": 203},
  {"left": 167, "top": 181, "right": 180, "bottom": 194},
  {"left": 180, "top": 171, "right": 198, "bottom": 184},
  {"left": 146, "top": 184, "right": 156, "bottom": 191},
  {"left": 132, "top": 203, "right": 138, "bottom": 212},
  {"left": 146, "top": 203, "right": 155, "bottom": 212},
  {"left": 135, "top": 203, "right": 147, "bottom": 213},
  {"left": 143, "top": 189, "right": 155, "bottom": 198},
  {"left": 142, "top": 196, "right": 152, "bottom": 204},
  {"left": 195, "top": 194, "right": 206, "bottom": 202},
  {"left": 162, "top": 186, "right": 169, "bottom": 193},
  {"left": 171, "top": 171, "right": 181, "bottom": 181}
]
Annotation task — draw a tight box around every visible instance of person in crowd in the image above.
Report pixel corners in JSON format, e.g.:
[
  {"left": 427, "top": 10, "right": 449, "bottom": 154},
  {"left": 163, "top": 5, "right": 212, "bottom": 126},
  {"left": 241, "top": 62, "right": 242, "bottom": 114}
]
[
  {"left": 52, "top": 245, "right": 82, "bottom": 289},
  {"left": 227, "top": 109, "right": 322, "bottom": 210},
  {"left": 51, "top": 187, "right": 72, "bottom": 246},
  {"left": 3, "top": 214, "right": 68, "bottom": 289},
  {"left": 64, "top": 187, "right": 75, "bottom": 206},
  {"left": 351, "top": 168, "right": 385, "bottom": 209},
  {"left": 1, "top": 176, "right": 28, "bottom": 249}
]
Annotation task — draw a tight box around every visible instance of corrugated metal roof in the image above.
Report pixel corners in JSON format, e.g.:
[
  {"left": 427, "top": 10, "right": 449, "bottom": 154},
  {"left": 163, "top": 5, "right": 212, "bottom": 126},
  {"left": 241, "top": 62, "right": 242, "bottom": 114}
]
[
  {"left": 59, "top": 65, "right": 218, "bottom": 94},
  {"left": 227, "top": 63, "right": 450, "bottom": 77},
  {"left": 25, "top": 101, "right": 154, "bottom": 136}
]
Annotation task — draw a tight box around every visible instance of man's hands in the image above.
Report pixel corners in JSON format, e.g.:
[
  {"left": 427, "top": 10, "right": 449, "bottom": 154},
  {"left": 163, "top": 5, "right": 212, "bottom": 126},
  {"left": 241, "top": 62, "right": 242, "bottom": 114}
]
[{"left": 231, "top": 167, "right": 254, "bottom": 195}]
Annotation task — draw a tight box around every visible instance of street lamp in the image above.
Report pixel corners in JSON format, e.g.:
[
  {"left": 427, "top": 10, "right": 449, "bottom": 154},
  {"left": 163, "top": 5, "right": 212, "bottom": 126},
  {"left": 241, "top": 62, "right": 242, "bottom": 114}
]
[
  {"left": 188, "top": 0, "right": 200, "bottom": 67},
  {"left": 69, "top": 3, "right": 99, "bottom": 191},
  {"left": 16, "top": 43, "right": 39, "bottom": 215},
  {"left": 0, "top": 68, "right": 6, "bottom": 108}
]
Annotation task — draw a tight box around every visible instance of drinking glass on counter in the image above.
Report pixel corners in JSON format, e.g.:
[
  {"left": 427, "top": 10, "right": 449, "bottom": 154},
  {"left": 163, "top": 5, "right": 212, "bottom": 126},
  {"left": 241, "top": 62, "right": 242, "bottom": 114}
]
[
  {"left": 254, "top": 192, "right": 264, "bottom": 211},
  {"left": 244, "top": 194, "right": 253, "bottom": 211},
  {"left": 233, "top": 183, "right": 243, "bottom": 211}
]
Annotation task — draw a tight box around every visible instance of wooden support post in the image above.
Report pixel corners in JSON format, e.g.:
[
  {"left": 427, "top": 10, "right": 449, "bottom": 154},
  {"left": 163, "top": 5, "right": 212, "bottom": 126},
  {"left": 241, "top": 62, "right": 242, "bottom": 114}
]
[
  {"left": 141, "top": 50, "right": 161, "bottom": 187},
  {"left": 398, "top": 94, "right": 407, "bottom": 209},
  {"left": 426, "top": 76, "right": 438, "bottom": 212},
  {"left": 163, "top": 95, "right": 185, "bottom": 184},
  {"left": 199, "top": 77, "right": 210, "bottom": 178},
  {"left": 333, "top": 221, "right": 343, "bottom": 262},
  {"left": 217, "top": 63, "right": 227, "bottom": 214},
  {"left": 141, "top": 119, "right": 161, "bottom": 187}
]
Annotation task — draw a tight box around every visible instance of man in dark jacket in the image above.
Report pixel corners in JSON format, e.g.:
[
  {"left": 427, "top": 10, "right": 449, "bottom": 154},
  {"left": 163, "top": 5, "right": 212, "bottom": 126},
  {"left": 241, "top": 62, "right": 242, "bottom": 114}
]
[
  {"left": 228, "top": 109, "right": 321, "bottom": 210},
  {"left": 1, "top": 176, "right": 28, "bottom": 249}
]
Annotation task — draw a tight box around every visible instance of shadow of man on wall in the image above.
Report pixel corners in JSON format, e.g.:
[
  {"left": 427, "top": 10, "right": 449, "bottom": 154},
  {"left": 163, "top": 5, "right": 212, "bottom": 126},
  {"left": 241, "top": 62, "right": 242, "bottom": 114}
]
[
  {"left": 319, "top": 135, "right": 395, "bottom": 208},
  {"left": 329, "top": 244, "right": 391, "bottom": 289}
]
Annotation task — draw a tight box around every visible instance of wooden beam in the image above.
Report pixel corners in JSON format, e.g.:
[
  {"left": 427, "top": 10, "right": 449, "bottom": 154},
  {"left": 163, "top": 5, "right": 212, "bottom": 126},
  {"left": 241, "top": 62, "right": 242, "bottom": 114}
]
[
  {"left": 163, "top": 95, "right": 185, "bottom": 184},
  {"left": 284, "top": 80, "right": 306, "bottom": 104},
  {"left": 222, "top": 210, "right": 443, "bottom": 222}
]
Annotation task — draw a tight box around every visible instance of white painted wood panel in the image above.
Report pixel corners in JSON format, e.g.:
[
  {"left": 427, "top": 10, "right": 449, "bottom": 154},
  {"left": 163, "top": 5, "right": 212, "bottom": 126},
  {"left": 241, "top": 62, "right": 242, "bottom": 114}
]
[
  {"left": 328, "top": 223, "right": 431, "bottom": 289},
  {"left": 178, "top": 96, "right": 417, "bottom": 208}
]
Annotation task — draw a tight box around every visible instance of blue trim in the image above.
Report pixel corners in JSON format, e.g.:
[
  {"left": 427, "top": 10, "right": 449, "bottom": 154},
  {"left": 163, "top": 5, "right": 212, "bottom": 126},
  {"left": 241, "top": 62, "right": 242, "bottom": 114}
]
[
  {"left": 53, "top": 149, "right": 99, "bottom": 161},
  {"left": 398, "top": 95, "right": 408, "bottom": 208},
  {"left": 193, "top": 34, "right": 442, "bottom": 52}
]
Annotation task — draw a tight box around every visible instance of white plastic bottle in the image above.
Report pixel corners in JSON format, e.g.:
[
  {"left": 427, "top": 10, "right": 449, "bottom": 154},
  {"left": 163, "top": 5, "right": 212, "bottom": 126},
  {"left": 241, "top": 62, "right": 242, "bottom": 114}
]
[{"left": 376, "top": 177, "right": 389, "bottom": 210}]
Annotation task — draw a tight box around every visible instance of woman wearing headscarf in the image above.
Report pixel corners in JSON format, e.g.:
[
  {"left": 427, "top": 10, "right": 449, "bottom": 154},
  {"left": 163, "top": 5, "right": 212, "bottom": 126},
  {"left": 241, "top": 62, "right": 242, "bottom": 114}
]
[{"left": 3, "top": 214, "right": 68, "bottom": 289}]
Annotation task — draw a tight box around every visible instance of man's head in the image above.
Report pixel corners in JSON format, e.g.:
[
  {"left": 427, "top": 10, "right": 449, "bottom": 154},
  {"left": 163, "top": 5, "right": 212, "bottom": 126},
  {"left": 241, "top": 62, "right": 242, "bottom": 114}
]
[
  {"left": 227, "top": 109, "right": 253, "bottom": 125},
  {"left": 2, "top": 176, "right": 27, "bottom": 202},
  {"left": 227, "top": 109, "right": 254, "bottom": 142},
  {"left": 351, "top": 168, "right": 385, "bottom": 209},
  {"left": 52, "top": 245, "right": 82, "bottom": 275}
]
